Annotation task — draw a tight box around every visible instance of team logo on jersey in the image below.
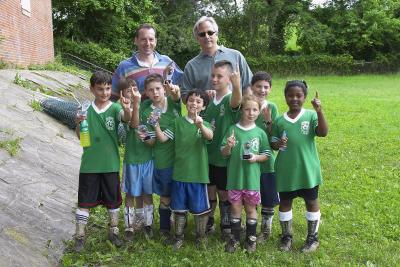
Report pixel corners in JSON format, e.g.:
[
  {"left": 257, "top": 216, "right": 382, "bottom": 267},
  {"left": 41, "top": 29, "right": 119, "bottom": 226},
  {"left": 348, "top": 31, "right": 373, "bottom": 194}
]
[
  {"left": 173, "top": 109, "right": 180, "bottom": 117},
  {"left": 105, "top": 117, "right": 115, "bottom": 131},
  {"left": 219, "top": 105, "right": 225, "bottom": 116},
  {"left": 247, "top": 138, "right": 260, "bottom": 152},
  {"left": 301, "top": 121, "right": 310, "bottom": 135},
  {"left": 196, "top": 128, "right": 202, "bottom": 137}
]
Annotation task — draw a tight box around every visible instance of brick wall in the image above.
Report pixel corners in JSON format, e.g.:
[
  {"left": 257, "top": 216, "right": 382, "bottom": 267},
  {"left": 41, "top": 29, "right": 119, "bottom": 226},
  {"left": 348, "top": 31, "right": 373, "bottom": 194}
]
[{"left": 0, "top": 0, "right": 54, "bottom": 67}]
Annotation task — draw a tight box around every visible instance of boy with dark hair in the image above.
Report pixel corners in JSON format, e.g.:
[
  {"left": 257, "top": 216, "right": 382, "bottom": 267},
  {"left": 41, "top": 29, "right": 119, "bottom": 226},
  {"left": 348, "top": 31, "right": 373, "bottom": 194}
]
[
  {"left": 142, "top": 73, "right": 182, "bottom": 239},
  {"left": 164, "top": 89, "right": 213, "bottom": 250},
  {"left": 204, "top": 60, "right": 241, "bottom": 240},
  {"left": 74, "top": 71, "right": 132, "bottom": 252}
]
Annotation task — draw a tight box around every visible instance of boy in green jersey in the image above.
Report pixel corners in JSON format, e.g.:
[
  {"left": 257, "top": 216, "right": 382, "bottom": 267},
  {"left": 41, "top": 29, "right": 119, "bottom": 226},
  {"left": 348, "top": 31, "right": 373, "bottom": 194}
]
[
  {"left": 250, "top": 71, "right": 280, "bottom": 242},
  {"left": 74, "top": 71, "right": 132, "bottom": 252},
  {"left": 160, "top": 90, "right": 213, "bottom": 250},
  {"left": 118, "top": 78, "right": 155, "bottom": 241},
  {"left": 271, "top": 80, "right": 328, "bottom": 253},
  {"left": 203, "top": 60, "right": 241, "bottom": 239},
  {"left": 142, "top": 73, "right": 181, "bottom": 239},
  {"left": 221, "top": 95, "right": 270, "bottom": 253}
]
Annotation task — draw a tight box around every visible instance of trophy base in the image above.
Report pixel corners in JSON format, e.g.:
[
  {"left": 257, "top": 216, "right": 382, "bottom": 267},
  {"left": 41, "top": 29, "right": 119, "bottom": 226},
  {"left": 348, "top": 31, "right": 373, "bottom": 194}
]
[{"left": 242, "top": 154, "right": 252, "bottom": 160}]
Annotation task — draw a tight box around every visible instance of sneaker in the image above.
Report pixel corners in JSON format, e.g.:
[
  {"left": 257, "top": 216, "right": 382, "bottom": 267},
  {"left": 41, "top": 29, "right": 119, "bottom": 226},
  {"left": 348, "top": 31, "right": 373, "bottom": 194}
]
[
  {"left": 279, "top": 234, "right": 293, "bottom": 252},
  {"left": 195, "top": 236, "right": 208, "bottom": 249},
  {"left": 172, "top": 238, "right": 184, "bottom": 251},
  {"left": 108, "top": 232, "right": 123, "bottom": 247},
  {"left": 206, "top": 222, "right": 215, "bottom": 235},
  {"left": 257, "top": 231, "right": 271, "bottom": 243},
  {"left": 220, "top": 228, "right": 231, "bottom": 242},
  {"left": 301, "top": 235, "right": 319, "bottom": 253},
  {"left": 124, "top": 229, "right": 134, "bottom": 242},
  {"left": 160, "top": 230, "right": 173, "bottom": 245},
  {"left": 245, "top": 236, "right": 257, "bottom": 253},
  {"left": 225, "top": 238, "right": 240, "bottom": 253},
  {"left": 74, "top": 237, "right": 85, "bottom": 252},
  {"left": 143, "top": 226, "right": 153, "bottom": 239}
]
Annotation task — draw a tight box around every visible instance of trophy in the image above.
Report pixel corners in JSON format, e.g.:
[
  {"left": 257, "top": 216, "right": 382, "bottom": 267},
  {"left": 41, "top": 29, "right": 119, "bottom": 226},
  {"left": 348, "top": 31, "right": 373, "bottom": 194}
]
[
  {"left": 137, "top": 125, "right": 150, "bottom": 141},
  {"left": 147, "top": 108, "right": 162, "bottom": 127},
  {"left": 165, "top": 61, "right": 174, "bottom": 84},
  {"left": 78, "top": 100, "right": 91, "bottom": 117},
  {"left": 242, "top": 141, "right": 252, "bottom": 160}
]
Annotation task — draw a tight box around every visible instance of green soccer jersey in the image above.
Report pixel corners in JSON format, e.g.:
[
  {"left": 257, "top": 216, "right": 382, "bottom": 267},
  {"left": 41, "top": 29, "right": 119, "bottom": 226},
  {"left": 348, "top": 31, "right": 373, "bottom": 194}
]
[
  {"left": 204, "top": 92, "right": 240, "bottom": 167},
  {"left": 80, "top": 102, "right": 122, "bottom": 173},
  {"left": 172, "top": 117, "right": 212, "bottom": 183},
  {"left": 255, "top": 100, "right": 279, "bottom": 173},
  {"left": 271, "top": 108, "right": 322, "bottom": 192},
  {"left": 143, "top": 96, "right": 181, "bottom": 169},
  {"left": 222, "top": 123, "right": 271, "bottom": 190},
  {"left": 124, "top": 104, "right": 154, "bottom": 165}
]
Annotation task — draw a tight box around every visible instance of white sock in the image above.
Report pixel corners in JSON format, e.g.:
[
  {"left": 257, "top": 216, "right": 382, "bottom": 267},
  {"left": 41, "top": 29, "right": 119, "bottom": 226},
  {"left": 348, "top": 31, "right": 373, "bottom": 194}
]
[
  {"left": 306, "top": 210, "right": 321, "bottom": 232},
  {"left": 279, "top": 210, "right": 293, "bottom": 222},
  {"left": 145, "top": 205, "right": 154, "bottom": 226},
  {"left": 76, "top": 209, "right": 89, "bottom": 224},
  {"left": 124, "top": 206, "right": 135, "bottom": 230}
]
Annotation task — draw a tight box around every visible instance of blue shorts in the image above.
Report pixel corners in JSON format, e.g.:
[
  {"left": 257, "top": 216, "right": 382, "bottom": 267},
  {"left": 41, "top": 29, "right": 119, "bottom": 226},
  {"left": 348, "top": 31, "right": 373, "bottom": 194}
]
[
  {"left": 153, "top": 167, "right": 173, "bottom": 197},
  {"left": 260, "top": 172, "right": 280, "bottom": 207},
  {"left": 170, "top": 181, "right": 210, "bottom": 215},
  {"left": 122, "top": 160, "right": 154, "bottom": 197}
]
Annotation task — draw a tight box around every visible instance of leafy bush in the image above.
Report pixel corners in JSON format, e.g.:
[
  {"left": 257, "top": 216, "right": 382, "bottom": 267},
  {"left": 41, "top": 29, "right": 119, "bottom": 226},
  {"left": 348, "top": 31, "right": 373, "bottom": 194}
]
[
  {"left": 248, "top": 54, "right": 400, "bottom": 76},
  {"left": 55, "top": 38, "right": 128, "bottom": 72}
]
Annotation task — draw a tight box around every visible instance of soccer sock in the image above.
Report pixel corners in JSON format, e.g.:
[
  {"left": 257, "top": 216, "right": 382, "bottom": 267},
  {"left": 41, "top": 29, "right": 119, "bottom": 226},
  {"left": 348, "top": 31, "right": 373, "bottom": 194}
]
[
  {"left": 305, "top": 210, "right": 321, "bottom": 236},
  {"left": 75, "top": 209, "right": 89, "bottom": 237},
  {"left": 220, "top": 201, "right": 231, "bottom": 230},
  {"left": 135, "top": 208, "right": 144, "bottom": 223},
  {"left": 124, "top": 206, "right": 135, "bottom": 231},
  {"left": 279, "top": 210, "right": 293, "bottom": 237},
  {"left": 230, "top": 218, "right": 241, "bottom": 241},
  {"left": 159, "top": 205, "right": 171, "bottom": 232},
  {"left": 108, "top": 208, "right": 120, "bottom": 234},
  {"left": 246, "top": 218, "right": 257, "bottom": 239},
  {"left": 261, "top": 207, "right": 275, "bottom": 232},
  {"left": 144, "top": 205, "right": 154, "bottom": 226}
]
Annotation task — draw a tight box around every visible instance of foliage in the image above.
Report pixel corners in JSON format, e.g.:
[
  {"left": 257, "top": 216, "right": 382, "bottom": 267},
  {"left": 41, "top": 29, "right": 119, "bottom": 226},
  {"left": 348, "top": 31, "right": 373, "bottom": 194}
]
[
  {"left": 61, "top": 74, "right": 400, "bottom": 266},
  {"left": 0, "top": 137, "right": 22, "bottom": 157},
  {"left": 29, "top": 99, "right": 43, "bottom": 112},
  {"left": 55, "top": 38, "right": 128, "bottom": 72},
  {"left": 27, "top": 55, "right": 91, "bottom": 77}
]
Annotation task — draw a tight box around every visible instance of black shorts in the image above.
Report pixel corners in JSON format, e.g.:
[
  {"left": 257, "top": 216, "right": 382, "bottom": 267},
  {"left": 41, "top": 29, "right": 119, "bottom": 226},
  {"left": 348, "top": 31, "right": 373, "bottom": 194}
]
[
  {"left": 208, "top": 164, "right": 227, "bottom": 191},
  {"left": 260, "top": 172, "right": 280, "bottom": 207},
  {"left": 78, "top": 172, "right": 122, "bottom": 209},
  {"left": 279, "top": 186, "right": 319, "bottom": 201}
]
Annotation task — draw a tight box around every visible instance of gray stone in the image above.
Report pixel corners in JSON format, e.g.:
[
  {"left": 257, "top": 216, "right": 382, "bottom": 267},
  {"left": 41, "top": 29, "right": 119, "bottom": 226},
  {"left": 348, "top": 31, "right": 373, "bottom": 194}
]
[{"left": 0, "top": 70, "right": 87, "bottom": 266}]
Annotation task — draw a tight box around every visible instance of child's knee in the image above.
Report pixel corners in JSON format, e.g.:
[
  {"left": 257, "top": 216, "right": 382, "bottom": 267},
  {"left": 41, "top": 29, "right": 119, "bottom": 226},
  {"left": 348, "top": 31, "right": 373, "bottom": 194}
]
[{"left": 305, "top": 198, "right": 319, "bottom": 211}]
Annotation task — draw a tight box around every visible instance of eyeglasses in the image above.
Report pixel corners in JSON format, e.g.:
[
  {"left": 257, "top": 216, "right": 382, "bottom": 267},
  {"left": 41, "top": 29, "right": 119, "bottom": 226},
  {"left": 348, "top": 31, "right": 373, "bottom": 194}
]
[{"left": 197, "top": 31, "right": 216, "bottom": 37}]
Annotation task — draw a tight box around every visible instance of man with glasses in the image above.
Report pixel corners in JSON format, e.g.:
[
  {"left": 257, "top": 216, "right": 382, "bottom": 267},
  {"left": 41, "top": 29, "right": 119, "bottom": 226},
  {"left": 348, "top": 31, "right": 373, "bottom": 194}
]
[
  {"left": 112, "top": 23, "right": 183, "bottom": 100},
  {"left": 182, "top": 16, "right": 253, "bottom": 99}
]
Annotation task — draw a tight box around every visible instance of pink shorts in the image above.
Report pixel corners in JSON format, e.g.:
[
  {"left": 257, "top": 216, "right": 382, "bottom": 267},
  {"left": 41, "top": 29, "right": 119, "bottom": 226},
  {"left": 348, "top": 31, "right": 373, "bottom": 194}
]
[{"left": 228, "top": 190, "right": 261, "bottom": 206}]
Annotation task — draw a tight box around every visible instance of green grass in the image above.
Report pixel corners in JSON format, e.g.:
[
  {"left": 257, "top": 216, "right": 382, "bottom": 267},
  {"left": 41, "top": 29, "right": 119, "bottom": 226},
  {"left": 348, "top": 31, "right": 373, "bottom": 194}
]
[
  {"left": 29, "top": 99, "right": 43, "bottom": 112},
  {"left": 62, "top": 74, "right": 400, "bottom": 266},
  {"left": 0, "top": 137, "right": 22, "bottom": 157}
]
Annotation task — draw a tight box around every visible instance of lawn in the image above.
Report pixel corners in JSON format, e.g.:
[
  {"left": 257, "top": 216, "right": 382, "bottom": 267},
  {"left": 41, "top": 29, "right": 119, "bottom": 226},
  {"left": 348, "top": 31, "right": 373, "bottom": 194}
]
[{"left": 62, "top": 74, "right": 400, "bottom": 266}]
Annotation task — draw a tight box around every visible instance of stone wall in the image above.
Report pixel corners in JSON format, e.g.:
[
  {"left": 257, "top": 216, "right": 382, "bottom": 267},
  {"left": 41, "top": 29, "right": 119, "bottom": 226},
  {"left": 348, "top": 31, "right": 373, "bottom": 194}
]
[{"left": 0, "top": 0, "right": 54, "bottom": 67}]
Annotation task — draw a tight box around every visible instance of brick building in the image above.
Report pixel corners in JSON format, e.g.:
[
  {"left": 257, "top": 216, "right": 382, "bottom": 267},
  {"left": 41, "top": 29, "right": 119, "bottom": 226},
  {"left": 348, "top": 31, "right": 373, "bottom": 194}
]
[{"left": 0, "top": 0, "right": 54, "bottom": 67}]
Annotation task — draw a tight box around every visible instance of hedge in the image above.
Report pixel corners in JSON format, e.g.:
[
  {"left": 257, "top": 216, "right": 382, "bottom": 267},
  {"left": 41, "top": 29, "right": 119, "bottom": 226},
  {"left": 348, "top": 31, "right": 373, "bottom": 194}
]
[
  {"left": 247, "top": 54, "right": 400, "bottom": 76},
  {"left": 55, "top": 38, "right": 128, "bottom": 72},
  {"left": 55, "top": 38, "right": 400, "bottom": 76}
]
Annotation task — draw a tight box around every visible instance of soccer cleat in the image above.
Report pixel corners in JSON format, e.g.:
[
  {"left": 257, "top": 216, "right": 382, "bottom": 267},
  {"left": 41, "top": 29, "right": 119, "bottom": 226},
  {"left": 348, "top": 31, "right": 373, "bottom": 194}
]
[
  {"left": 74, "top": 237, "right": 85, "bottom": 252},
  {"left": 220, "top": 228, "right": 231, "bottom": 242},
  {"left": 172, "top": 238, "right": 184, "bottom": 251},
  {"left": 279, "top": 234, "right": 293, "bottom": 251},
  {"left": 245, "top": 235, "right": 257, "bottom": 253},
  {"left": 301, "top": 234, "right": 319, "bottom": 253},
  {"left": 143, "top": 225, "right": 154, "bottom": 239},
  {"left": 301, "top": 220, "right": 320, "bottom": 253},
  {"left": 225, "top": 238, "right": 240, "bottom": 253},
  {"left": 124, "top": 229, "right": 134, "bottom": 242},
  {"left": 108, "top": 232, "right": 123, "bottom": 247}
]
